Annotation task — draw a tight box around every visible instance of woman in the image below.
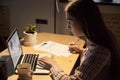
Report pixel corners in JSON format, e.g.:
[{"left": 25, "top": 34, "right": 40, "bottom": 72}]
[{"left": 39, "top": 0, "right": 118, "bottom": 80}]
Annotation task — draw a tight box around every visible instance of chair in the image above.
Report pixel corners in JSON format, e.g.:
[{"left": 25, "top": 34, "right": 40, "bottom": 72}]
[{"left": 0, "top": 33, "right": 6, "bottom": 52}]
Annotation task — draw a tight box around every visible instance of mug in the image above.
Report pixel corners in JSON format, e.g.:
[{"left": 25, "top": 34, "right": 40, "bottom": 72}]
[{"left": 17, "top": 63, "right": 33, "bottom": 80}]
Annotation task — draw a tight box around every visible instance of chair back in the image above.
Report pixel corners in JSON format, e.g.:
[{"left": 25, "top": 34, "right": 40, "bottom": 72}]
[{"left": 0, "top": 33, "right": 6, "bottom": 52}]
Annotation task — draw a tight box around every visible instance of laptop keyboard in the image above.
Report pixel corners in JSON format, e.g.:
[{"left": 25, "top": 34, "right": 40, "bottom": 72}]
[{"left": 22, "top": 54, "right": 39, "bottom": 71}]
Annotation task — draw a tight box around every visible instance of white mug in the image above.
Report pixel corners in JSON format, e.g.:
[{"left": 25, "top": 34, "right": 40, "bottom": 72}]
[{"left": 17, "top": 63, "right": 33, "bottom": 80}]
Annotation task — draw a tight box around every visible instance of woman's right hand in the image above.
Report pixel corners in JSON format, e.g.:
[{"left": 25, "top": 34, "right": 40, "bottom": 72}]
[{"left": 69, "top": 42, "right": 83, "bottom": 54}]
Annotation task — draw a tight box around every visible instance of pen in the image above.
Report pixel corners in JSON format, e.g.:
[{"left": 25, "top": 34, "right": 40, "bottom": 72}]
[
  {"left": 68, "top": 38, "right": 80, "bottom": 51},
  {"left": 41, "top": 42, "right": 47, "bottom": 46},
  {"left": 74, "top": 38, "right": 80, "bottom": 45}
]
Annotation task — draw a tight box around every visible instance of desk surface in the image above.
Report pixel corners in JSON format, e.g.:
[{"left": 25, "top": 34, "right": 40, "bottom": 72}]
[{"left": 0, "top": 33, "right": 85, "bottom": 80}]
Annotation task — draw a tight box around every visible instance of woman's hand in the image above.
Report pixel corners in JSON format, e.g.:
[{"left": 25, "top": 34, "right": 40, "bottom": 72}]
[
  {"left": 69, "top": 42, "right": 83, "bottom": 54},
  {"left": 38, "top": 57, "right": 58, "bottom": 68}
]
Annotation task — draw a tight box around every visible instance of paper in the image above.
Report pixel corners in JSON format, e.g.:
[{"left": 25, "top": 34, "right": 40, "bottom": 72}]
[{"left": 34, "top": 41, "right": 71, "bottom": 57}]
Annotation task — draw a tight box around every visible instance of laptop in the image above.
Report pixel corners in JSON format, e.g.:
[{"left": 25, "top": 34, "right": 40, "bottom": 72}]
[{"left": 7, "top": 28, "right": 51, "bottom": 74}]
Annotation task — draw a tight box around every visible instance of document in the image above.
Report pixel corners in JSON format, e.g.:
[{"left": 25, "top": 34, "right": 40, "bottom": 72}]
[{"left": 34, "top": 41, "right": 71, "bottom": 57}]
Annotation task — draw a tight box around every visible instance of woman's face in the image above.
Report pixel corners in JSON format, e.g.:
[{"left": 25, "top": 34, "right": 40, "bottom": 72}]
[{"left": 66, "top": 13, "right": 84, "bottom": 37}]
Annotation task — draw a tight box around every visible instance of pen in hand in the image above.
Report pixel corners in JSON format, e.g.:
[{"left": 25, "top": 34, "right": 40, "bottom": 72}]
[
  {"left": 74, "top": 38, "right": 80, "bottom": 45},
  {"left": 69, "top": 38, "right": 80, "bottom": 46},
  {"left": 68, "top": 38, "right": 82, "bottom": 54},
  {"left": 68, "top": 38, "right": 80, "bottom": 50}
]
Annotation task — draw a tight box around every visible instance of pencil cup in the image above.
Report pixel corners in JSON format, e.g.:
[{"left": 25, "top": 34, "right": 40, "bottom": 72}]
[{"left": 17, "top": 63, "right": 33, "bottom": 80}]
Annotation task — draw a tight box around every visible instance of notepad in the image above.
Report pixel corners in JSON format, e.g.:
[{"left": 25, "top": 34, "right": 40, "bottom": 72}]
[{"left": 34, "top": 41, "right": 71, "bottom": 57}]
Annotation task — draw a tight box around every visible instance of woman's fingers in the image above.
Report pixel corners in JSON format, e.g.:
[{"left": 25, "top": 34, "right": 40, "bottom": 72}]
[
  {"left": 69, "top": 42, "right": 75, "bottom": 45},
  {"left": 38, "top": 57, "right": 58, "bottom": 67},
  {"left": 38, "top": 57, "right": 50, "bottom": 64},
  {"left": 69, "top": 44, "right": 83, "bottom": 54},
  {"left": 38, "top": 57, "right": 52, "bottom": 70},
  {"left": 39, "top": 57, "right": 50, "bottom": 62}
]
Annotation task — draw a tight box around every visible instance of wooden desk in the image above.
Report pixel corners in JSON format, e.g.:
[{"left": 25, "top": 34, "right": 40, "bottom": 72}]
[{"left": 0, "top": 33, "right": 85, "bottom": 80}]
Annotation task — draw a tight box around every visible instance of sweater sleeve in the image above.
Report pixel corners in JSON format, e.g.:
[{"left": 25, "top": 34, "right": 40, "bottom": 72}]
[{"left": 50, "top": 47, "right": 110, "bottom": 80}]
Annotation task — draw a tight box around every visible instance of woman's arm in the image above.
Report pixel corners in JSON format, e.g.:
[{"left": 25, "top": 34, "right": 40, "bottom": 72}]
[{"left": 49, "top": 47, "right": 110, "bottom": 80}]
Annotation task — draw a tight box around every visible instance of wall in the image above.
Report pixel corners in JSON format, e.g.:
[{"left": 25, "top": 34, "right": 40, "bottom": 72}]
[
  {"left": 0, "top": 0, "right": 55, "bottom": 37},
  {"left": 56, "top": 3, "right": 70, "bottom": 35},
  {"left": 98, "top": 5, "right": 120, "bottom": 50},
  {"left": 0, "top": 6, "right": 10, "bottom": 38}
]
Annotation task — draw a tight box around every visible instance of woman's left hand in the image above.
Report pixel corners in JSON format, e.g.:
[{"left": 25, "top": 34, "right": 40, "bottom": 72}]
[{"left": 38, "top": 57, "right": 58, "bottom": 67}]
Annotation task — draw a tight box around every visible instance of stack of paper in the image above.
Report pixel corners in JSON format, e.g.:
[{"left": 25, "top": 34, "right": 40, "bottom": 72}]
[{"left": 34, "top": 41, "right": 71, "bottom": 57}]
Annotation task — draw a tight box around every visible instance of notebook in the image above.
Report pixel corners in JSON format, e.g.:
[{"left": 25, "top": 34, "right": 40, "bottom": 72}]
[{"left": 6, "top": 28, "right": 51, "bottom": 74}]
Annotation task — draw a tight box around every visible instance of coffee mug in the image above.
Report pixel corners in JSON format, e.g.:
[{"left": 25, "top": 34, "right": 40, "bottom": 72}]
[{"left": 17, "top": 63, "right": 33, "bottom": 80}]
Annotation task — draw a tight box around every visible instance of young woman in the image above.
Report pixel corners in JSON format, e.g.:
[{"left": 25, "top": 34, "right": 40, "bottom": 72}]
[{"left": 39, "top": 0, "right": 119, "bottom": 80}]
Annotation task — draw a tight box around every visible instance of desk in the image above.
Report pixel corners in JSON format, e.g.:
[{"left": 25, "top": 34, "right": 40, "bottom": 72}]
[{"left": 0, "top": 33, "right": 85, "bottom": 80}]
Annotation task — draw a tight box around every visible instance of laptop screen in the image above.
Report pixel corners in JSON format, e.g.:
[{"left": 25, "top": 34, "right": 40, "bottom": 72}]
[{"left": 7, "top": 29, "right": 22, "bottom": 69}]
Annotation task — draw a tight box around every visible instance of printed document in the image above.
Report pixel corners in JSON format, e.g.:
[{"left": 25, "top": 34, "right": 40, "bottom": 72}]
[{"left": 34, "top": 41, "right": 71, "bottom": 57}]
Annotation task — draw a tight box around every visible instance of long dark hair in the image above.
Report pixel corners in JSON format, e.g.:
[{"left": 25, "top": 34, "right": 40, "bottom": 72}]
[{"left": 65, "top": 0, "right": 119, "bottom": 79}]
